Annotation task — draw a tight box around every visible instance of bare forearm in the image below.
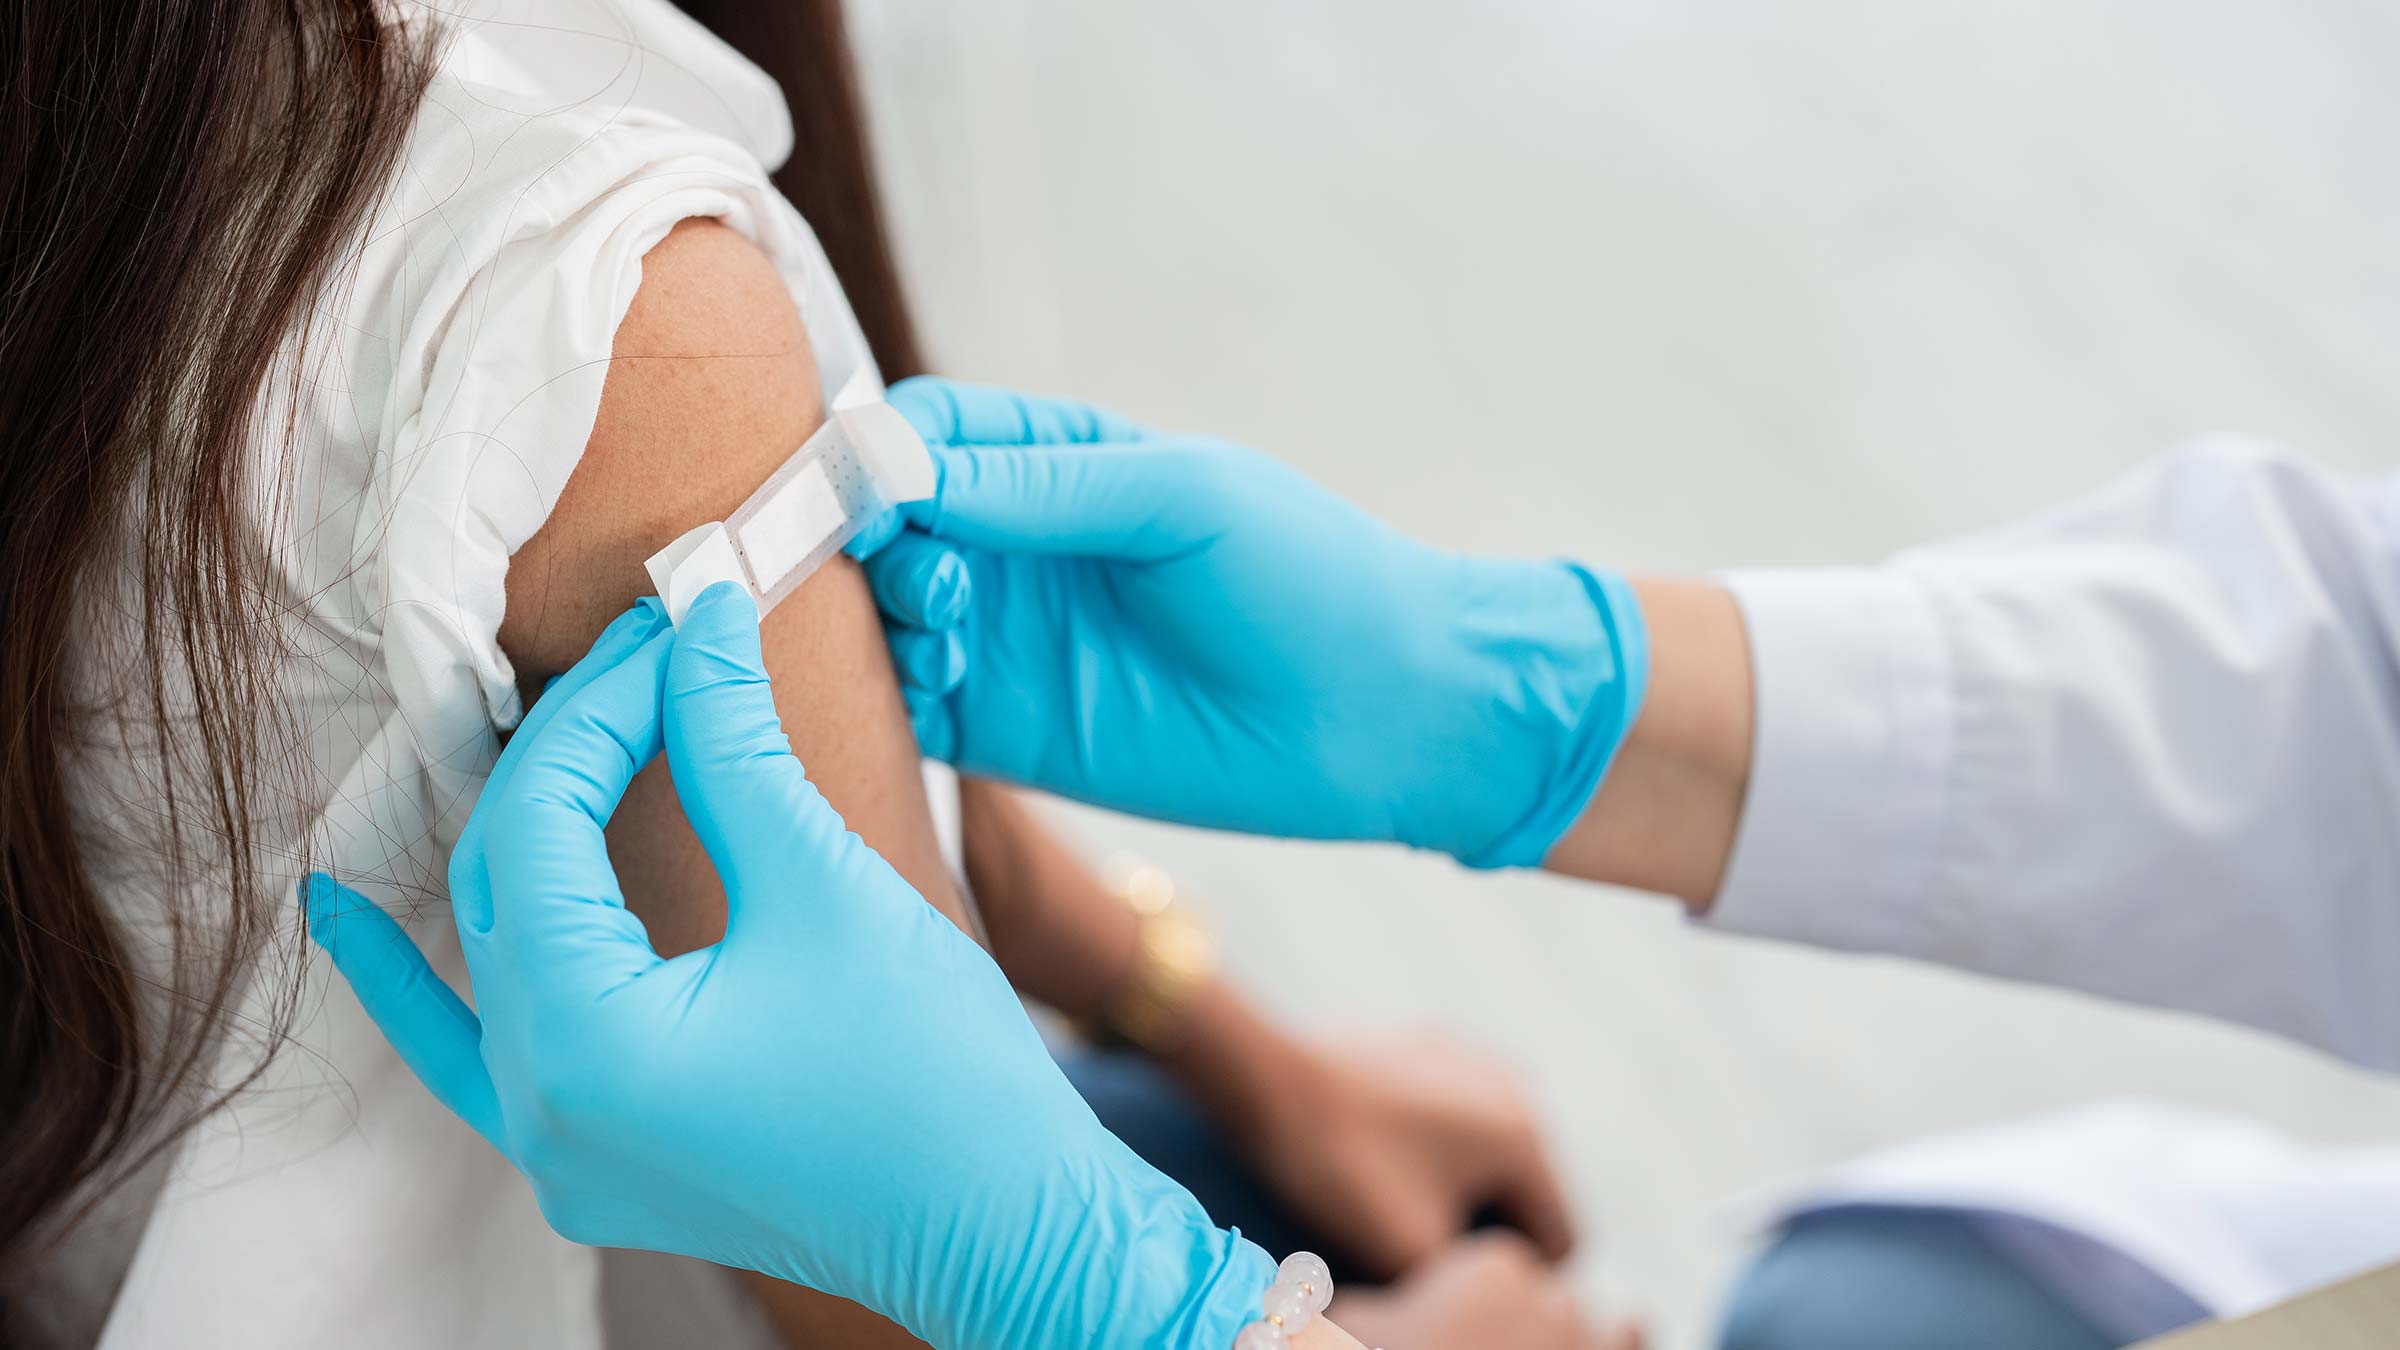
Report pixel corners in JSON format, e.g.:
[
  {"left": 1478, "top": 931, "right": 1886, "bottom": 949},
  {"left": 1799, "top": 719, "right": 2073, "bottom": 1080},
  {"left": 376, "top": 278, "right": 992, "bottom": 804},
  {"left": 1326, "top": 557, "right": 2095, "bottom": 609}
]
[
  {"left": 957, "top": 776, "right": 1142, "bottom": 1015},
  {"left": 1153, "top": 975, "right": 1308, "bottom": 1150},
  {"left": 957, "top": 782, "right": 1315, "bottom": 1144},
  {"left": 1542, "top": 576, "right": 1755, "bottom": 911}
]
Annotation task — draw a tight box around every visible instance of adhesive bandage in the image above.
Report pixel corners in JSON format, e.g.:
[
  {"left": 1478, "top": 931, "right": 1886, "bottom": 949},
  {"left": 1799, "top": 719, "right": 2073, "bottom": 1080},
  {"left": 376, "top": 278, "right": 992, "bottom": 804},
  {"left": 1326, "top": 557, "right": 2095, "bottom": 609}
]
[{"left": 645, "top": 373, "right": 936, "bottom": 625}]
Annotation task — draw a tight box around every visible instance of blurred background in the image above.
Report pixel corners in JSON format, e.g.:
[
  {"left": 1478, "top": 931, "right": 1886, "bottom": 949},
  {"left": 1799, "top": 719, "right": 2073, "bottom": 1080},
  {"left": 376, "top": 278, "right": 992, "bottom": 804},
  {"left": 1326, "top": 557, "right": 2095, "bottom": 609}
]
[{"left": 847, "top": 4, "right": 2400, "bottom": 1344}]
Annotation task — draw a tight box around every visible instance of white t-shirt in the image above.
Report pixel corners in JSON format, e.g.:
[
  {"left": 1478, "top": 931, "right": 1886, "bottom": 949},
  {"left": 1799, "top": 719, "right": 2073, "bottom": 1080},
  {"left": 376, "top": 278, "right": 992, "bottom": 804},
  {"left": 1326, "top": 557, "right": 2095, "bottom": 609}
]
[{"left": 77, "top": 4, "right": 878, "bottom": 1344}]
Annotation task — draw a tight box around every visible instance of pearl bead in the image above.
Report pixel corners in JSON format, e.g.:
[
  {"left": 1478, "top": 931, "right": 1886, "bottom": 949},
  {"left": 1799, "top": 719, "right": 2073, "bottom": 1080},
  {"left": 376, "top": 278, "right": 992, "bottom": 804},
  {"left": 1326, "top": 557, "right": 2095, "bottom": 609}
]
[
  {"left": 1278, "top": 1252, "right": 1334, "bottom": 1312},
  {"left": 1263, "top": 1283, "right": 1317, "bottom": 1332},
  {"left": 1233, "top": 1325, "right": 1289, "bottom": 1350}
]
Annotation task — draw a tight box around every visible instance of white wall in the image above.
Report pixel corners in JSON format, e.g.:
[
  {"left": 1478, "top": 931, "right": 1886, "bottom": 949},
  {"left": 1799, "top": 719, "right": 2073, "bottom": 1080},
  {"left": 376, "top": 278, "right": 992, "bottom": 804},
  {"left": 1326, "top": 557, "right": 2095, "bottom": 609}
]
[{"left": 851, "top": 4, "right": 2400, "bottom": 1343}]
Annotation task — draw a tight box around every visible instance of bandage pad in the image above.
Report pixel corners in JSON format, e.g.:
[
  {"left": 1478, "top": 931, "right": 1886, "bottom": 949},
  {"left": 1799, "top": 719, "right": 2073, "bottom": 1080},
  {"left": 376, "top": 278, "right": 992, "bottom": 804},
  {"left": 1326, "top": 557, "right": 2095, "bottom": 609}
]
[{"left": 645, "top": 378, "right": 935, "bottom": 626}]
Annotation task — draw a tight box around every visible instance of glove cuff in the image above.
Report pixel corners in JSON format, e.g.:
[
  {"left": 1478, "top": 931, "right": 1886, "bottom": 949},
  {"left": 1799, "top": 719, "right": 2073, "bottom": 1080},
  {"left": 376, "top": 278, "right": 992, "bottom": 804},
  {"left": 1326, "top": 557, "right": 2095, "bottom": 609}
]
[
  {"left": 1460, "top": 563, "right": 1650, "bottom": 869},
  {"left": 942, "top": 1142, "right": 1274, "bottom": 1350},
  {"left": 1144, "top": 1225, "right": 1278, "bottom": 1350}
]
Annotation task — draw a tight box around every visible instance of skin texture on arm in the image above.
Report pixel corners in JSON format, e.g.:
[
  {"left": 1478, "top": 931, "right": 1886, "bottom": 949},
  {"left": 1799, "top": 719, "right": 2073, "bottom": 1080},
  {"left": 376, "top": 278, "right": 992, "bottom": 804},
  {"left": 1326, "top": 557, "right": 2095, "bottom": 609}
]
[
  {"left": 499, "top": 217, "right": 965, "bottom": 938},
  {"left": 498, "top": 217, "right": 960, "bottom": 1348},
  {"left": 956, "top": 776, "right": 1145, "bottom": 1015},
  {"left": 1295, "top": 1319, "right": 1372, "bottom": 1350},
  {"left": 1543, "top": 577, "right": 1755, "bottom": 909}
]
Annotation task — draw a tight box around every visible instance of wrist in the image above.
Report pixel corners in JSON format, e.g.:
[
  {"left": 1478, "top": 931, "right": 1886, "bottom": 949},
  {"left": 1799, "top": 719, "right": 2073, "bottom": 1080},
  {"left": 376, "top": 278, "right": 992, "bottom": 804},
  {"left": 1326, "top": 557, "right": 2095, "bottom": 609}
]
[
  {"left": 1290, "top": 1322, "right": 1370, "bottom": 1350},
  {"left": 938, "top": 1146, "right": 1274, "bottom": 1350},
  {"left": 1108, "top": 1195, "right": 1276, "bottom": 1350},
  {"left": 1543, "top": 576, "right": 1753, "bottom": 905},
  {"left": 1157, "top": 977, "right": 1316, "bottom": 1155},
  {"left": 1227, "top": 1252, "right": 1366, "bottom": 1350},
  {"left": 1454, "top": 561, "right": 1650, "bottom": 870},
  {"left": 1076, "top": 861, "right": 1232, "bottom": 1057}
]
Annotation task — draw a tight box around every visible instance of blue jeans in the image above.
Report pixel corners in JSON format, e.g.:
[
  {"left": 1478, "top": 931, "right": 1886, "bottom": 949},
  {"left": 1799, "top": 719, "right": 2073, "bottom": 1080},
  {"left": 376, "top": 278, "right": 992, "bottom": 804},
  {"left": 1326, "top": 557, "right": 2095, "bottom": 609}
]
[
  {"left": 1057, "top": 1046, "right": 1374, "bottom": 1283},
  {"left": 1060, "top": 1045, "right": 1526, "bottom": 1287},
  {"left": 1067, "top": 1050, "right": 2124, "bottom": 1348},
  {"left": 1716, "top": 1207, "right": 2124, "bottom": 1350}
]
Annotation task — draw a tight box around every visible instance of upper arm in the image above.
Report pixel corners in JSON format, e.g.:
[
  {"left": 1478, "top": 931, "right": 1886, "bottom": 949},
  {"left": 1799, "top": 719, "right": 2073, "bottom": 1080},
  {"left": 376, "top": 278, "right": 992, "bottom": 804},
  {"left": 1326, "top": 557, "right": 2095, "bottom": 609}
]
[
  {"left": 498, "top": 217, "right": 814, "bottom": 673},
  {"left": 499, "top": 218, "right": 964, "bottom": 951}
]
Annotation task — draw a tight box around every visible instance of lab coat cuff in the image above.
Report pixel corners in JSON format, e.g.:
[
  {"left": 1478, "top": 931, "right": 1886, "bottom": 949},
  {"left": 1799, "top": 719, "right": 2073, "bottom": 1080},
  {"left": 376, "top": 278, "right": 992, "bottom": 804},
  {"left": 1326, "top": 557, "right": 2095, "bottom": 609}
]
[{"left": 1706, "top": 568, "right": 1956, "bottom": 952}]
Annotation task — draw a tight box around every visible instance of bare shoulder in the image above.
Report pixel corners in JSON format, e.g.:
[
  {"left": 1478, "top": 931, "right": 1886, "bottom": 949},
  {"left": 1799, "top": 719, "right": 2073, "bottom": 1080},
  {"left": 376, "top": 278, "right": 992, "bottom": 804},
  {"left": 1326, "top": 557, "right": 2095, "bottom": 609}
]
[{"left": 499, "top": 217, "right": 823, "bottom": 680}]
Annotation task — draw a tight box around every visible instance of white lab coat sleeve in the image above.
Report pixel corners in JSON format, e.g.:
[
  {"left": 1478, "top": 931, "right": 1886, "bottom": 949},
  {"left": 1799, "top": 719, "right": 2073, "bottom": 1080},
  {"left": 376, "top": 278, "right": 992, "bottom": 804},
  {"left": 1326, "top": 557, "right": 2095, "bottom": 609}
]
[{"left": 1708, "top": 438, "right": 2400, "bottom": 1068}]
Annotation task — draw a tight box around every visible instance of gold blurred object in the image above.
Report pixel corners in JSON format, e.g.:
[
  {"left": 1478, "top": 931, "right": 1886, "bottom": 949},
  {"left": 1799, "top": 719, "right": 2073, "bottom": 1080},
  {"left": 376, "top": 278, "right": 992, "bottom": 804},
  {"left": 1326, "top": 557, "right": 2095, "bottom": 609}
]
[{"left": 1086, "top": 857, "right": 1218, "bottom": 1054}]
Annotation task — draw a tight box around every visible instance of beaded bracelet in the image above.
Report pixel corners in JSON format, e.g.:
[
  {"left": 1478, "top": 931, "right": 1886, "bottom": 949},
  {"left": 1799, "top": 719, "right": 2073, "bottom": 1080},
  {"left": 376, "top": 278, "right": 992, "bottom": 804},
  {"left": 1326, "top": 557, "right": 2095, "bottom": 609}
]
[{"left": 1232, "top": 1252, "right": 1335, "bottom": 1349}]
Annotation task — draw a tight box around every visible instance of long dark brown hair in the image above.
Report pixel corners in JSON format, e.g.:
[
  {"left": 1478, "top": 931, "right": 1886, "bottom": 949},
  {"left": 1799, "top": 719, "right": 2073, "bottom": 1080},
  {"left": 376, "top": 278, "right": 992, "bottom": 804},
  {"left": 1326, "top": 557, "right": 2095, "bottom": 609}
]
[
  {"left": 0, "top": 0, "right": 919, "bottom": 1323},
  {"left": 682, "top": 0, "right": 926, "bottom": 379}
]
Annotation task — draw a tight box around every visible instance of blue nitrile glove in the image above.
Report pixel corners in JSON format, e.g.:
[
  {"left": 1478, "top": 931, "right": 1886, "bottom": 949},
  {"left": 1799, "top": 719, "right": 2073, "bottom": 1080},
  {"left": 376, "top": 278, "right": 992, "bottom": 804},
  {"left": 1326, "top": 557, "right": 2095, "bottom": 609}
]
[
  {"left": 847, "top": 378, "right": 1648, "bottom": 869},
  {"left": 306, "top": 587, "right": 1271, "bottom": 1350},
  {"left": 856, "top": 525, "right": 971, "bottom": 700}
]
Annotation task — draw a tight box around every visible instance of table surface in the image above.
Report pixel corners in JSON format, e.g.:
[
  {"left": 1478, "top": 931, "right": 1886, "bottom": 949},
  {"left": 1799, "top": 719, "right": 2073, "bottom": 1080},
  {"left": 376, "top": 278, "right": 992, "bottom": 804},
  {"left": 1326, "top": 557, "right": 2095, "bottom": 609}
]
[{"left": 2138, "top": 1261, "right": 2400, "bottom": 1349}]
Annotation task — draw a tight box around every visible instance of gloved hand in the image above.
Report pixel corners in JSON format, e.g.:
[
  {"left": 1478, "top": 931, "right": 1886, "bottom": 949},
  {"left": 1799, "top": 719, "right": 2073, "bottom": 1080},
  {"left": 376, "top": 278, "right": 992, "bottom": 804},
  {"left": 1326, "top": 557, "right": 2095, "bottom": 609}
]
[
  {"left": 847, "top": 378, "right": 1648, "bottom": 868},
  {"left": 855, "top": 521, "right": 972, "bottom": 702},
  {"left": 307, "top": 586, "right": 1271, "bottom": 1350}
]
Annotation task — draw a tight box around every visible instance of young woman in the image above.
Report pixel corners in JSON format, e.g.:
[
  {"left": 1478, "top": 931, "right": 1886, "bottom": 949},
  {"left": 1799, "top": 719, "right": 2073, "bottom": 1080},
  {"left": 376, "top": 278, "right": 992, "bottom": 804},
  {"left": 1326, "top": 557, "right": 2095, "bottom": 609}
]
[{"left": 0, "top": 2, "right": 1626, "bottom": 1345}]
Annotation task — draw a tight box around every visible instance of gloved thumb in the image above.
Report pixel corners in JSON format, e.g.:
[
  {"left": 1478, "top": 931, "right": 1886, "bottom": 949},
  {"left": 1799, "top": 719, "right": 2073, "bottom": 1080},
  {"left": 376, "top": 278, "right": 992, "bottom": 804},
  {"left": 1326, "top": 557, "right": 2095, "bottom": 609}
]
[
  {"left": 902, "top": 681, "right": 957, "bottom": 764},
  {"left": 662, "top": 583, "right": 847, "bottom": 907}
]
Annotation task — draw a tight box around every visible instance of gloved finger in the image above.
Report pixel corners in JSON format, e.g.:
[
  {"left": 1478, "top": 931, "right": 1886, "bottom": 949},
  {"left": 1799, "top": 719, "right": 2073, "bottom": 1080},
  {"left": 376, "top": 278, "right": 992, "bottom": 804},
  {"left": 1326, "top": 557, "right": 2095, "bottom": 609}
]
[
  {"left": 842, "top": 505, "right": 907, "bottom": 561},
  {"left": 913, "top": 441, "right": 1262, "bottom": 561},
  {"left": 903, "top": 682, "right": 957, "bottom": 763},
  {"left": 476, "top": 629, "right": 672, "bottom": 994},
  {"left": 856, "top": 372, "right": 1144, "bottom": 558},
  {"left": 303, "top": 873, "right": 504, "bottom": 1149},
  {"left": 661, "top": 583, "right": 850, "bottom": 921},
  {"left": 887, "top": 375, "right": 1147, "bottom": 449},
  {"left": 452, "top": 601, "right": 668, "bottom": 933},
  {"left": 861, "top": 529, "right": 970, "bottom": 632},
  {"left": 886, "top": 625, "right": 966, "bottom": 698}
]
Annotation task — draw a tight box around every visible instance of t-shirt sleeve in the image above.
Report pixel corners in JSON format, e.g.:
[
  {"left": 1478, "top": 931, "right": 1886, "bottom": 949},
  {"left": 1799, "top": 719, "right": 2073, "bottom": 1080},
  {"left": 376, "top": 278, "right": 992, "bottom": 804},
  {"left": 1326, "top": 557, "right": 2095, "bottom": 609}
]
[{"left": 349, "top": 29, "right": 878, "bottom": 822}]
